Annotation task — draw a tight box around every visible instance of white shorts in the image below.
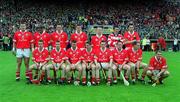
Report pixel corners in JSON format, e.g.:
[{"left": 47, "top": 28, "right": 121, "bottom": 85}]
[
  {"left": 16, "top": 49, "right": 30, "bottom": 58},
  {"left": 100, "top": 63, "right": 109, "bottom": 69}
]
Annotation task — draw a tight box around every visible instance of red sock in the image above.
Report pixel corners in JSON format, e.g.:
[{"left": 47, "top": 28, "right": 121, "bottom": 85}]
[
  {"left": 107, "top": 77, "right": 111, "bottom": 82},
  {"left": 82, "top": 77, "right": 86, "bottom": 82},
  {"left": 16, "top": 71, "right": 20, "bottom": 79},
  {"left": 25, "top": 70, "right": 29, "bottom": 78},
  {"left": 47, "top": 77, "right": 51, "bottom": 81},
  {"left": 96, "top": 78, "right": 100, "bottom": 83},
  {"left": 131, "top": 73, "right": 135, "bottom": 80},
  {"left": 28, "top": 70, "right": 33, "bottom": 80},
  {"left": 113, "top": 77, "right": 117, "bottom": 81},
  {"left": 135, "top": 70, "right": 139, "bottom": 79},
  {"left": 40, "top": 71, "right": 45, "bottom": 81},
  {"left": 125, "top": 76, "right": 129, "bottom": 80},
  {"left": 91, "top": 77, "right": 95, "bottom": 82},
  {"left": 61, "top": 77, "right": 65, "bottom": 81}
]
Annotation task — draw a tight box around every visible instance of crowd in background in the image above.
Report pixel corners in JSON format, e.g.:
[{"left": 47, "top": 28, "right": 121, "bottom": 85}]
[{"left": 0, "top": 0, "right": 179, "bottom": 51}]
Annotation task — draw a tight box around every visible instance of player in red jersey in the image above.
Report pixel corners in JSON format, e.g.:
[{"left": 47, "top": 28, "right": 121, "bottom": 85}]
[
  {"left": 108, "top": 27, "right": 124, "bottom": 50},
  {"left": 28, "top": 40, "right": 49, "bottom": 84},
  {"left": 94, "top": 40, "right": 113, "bottom": 85},
  {"left": 66, "top": 40, "right": 83, "bottom": 85},
  {"left": 81, "top": 42, "right": 96, "bottom": 85},
  {"left": 45, "top": 41, "right": 67, "bottom": 84},
  {"left": 12, "top": 24, "right": 34, "bottom": 81},
  {"left": 111, "top": 40, "right": 131, "bottom": 84},
  {"left": 127, "top": 42, "right": 148, "bottom": 84},
  {"left": 124, "top": 23, "right": 140, "bottom": 49},
  {"left": 157, "top": 36, "right": 166, "bottom": 51},
  {"left": 91, "top": 27, "right": 107, "bottom": 50},
  {"left": 70, "top": 24, "right": 87, "bottom": 50},
  {"left": 33, "top": 26, "right": 50, "bottom": 50},
  {"left": 51, "top": 25, "right": 68, "bottom": 50},
  {"left": 147, "top": 50, "right": 170, "bottom": 87}
]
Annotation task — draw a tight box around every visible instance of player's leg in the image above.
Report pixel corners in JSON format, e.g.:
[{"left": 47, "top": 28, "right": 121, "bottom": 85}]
[
  {"left": 95, "top": 63, "right": 101, "bottom": 84},
  {"left": 101, "top": 63, "right": 112, "bottom": 85},
  {"left": 146, "top": 70, "right": 154, "bottom": 83},
  {"left": 16, "top": 58, "right": 22, "bottom": 81},
  {"left": 46, "top": 64, "right": 54, "bottom": 83},
  {"left": 90, "top": 63, "right": 96, "bottom": 84},
  {"left": 122, "top": 64, "right": 131, "bottom": 81},
  {"left": 75, "top": 63, "right": 82, "bottom": 84},
  {"left": 28, "top": 64, "right": 37, "bottom": 82},
  {"left": 128, "top": 62, "right": 136, "bottom": 84},
  {"left": 39, "top": 64, "right": 47, "bottom": 83},
  {"left": 139, "top": 62, "right": 148, "bottom": 82},
  {"left": 159, "top": 70, "right": 170, "bottom": 84},
  {"left": 112, "top": 63, "right": 118, "bottom": 84},
  {"left": 81, "top": 63, "right": 87, "bottom": 85},
  {"left": 60, "top": 63, "right": 66, "bottom": 82},
  {"left": 65, "top": 64, "right": 72, "bottom": 83},
  {"left": 23, "top": 49, "right": 31, "bottom": 79}
]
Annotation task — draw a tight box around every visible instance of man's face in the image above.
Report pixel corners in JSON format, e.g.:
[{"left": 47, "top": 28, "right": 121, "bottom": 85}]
[
  {"left": 116, "top": 42, "right": 123, "bottom": 49},
  {"left": 20, "top": 24, "right": 26, "bottom": 31},
  {"left": 76, "top": 26, "right": 82, "bottom": 33},
  {"left": 100, "top": 42, "right": 106, "bottom": 48},
  {"left": 156, "top": 53, "right": 162, "bottom": 59},
  {"left": 128, "top": 25, "right": 134, "bottom": 32},
  {"left": 38, "top": 42, "right": 43, "bottom": 49},
  {"left": 56, "top": 42, "right": 60, "bottom": 49},
  {"left": 56, "top": 25, "right": 63, "bottom": 31},
  {"left": 114, "top": 28, "right": 119, "bottom": 34},
  {"left": 38, "top": 28, "right": 43, "bottom": 33},
  {"left": 86, "top": 43, "right": 91, "bottom": 49},
  {"left": 71, "top": 42, "right": 77, "bottom": 48},
  {"left": 97, "top": 28, "right": 103, "bottom": 36},
  {"left": 134, "top": 43, "right": 140, "bottom": 50}
]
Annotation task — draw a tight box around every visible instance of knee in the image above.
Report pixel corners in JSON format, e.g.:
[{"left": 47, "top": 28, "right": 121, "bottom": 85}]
[
  {"left": 164, "top": 71, "right": 170, "bottom": 77},
  {"left": 146, "top": 70, "right": 152, "bottom": 76}
]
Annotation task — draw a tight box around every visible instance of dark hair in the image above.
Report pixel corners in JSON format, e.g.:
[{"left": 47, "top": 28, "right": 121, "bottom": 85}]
[
  {"left": 71, "top": 40, "right": 77, "bottom": 43},
  {"left": 39, "top": 39, "right": 43, "bottom": 43},
  {"left": 155, "top": 50, "right": 162, "bottom": 54},
  {"left": 117, "top": 40, "right": 123, "bottom": 44}
]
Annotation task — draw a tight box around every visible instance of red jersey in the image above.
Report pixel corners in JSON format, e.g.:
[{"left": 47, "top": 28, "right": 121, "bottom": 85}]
[
  {"left": 108, "top": 34, "right": 124, "bottom": 48},
  {"left": 32, "top": 48, "right": 49, "bottom": 63},
  {"left": 112, "top": 48, "right": 128, "bottom": 64},
  {"left": 95, "top": 48, "right": 112, "bottom": 62},
  {"left": 33, "top": 32, "right": 50, "bottom": 48},
  {"left": 51, "top": 31, "right": 68, "bottom": 49},
  {"left": 91, "top": 35, "right": 107, "bottom": 50},
  {"left": 50, "top": 49, "right": 67, "bottom": 63},
  {"left": 81, "top": 49, "right": 95, "bottom": 63},
  {"left": 127, "top": 48, "right": 142, "bottom": 63},
  {"left": 124, "top": 31, "right": 140, "bottom": 48},
  {"left": 70, "top": 32, "right": 87, "bottom": 49},
  {"left": 149, "top": 56, "right": 167, "bottom": 70},
  {"left": 157, "top": 37, "right": 166, "bottom": 49},
  {"left": 13, "top": 31, "right": 33, "bottom": 49},
  {"left": 66, "top": 48, "right": 82, "bottom": 64}
]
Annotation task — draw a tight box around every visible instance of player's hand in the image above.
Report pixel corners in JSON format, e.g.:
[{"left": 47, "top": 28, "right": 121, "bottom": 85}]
[{"left": 12, "top": 48, "right": 16, "bottom": 56}]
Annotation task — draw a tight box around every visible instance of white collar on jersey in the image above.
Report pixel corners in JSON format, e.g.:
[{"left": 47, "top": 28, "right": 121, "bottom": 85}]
[
  {"left": 100, "top": 47, "right": 106, "bottom": 52},
  {"left": 128, "top": 31, "right": 134, "bottom": 35},
  {"left": 55, "top": 48, "right": 61, "bottom": 52},
  {"left": 38, "top": 48, "right": 44, "bottom": 52},
  {"left": 20, "top": 30, "right": 27, "bottom": 33},
  {"left": 71, "top": 47, "right": 77, "bottom": 51},
  {"left": 116, "top": 48, "right": 123, "bottom": 52},
  {"left": 75, "top": 31, "right": 82, "bottom": 34},
  {"left": 155, "top": 56, "right": 161, "bottom": 62},
  {"left": 96, "top": 34, "right": 102, "bottom": 38},
  {"left": 56, "top": 30, "right": 63, "bottom": 34}
]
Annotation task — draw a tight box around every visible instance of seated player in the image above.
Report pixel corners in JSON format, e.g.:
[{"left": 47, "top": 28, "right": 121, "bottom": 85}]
[
  {"left": 28, "top": 40, "right": 49, "bottom": 84},
  {"left": 81, "top": 42, "right": 96, "bottom": 85},
  {"left": 94, "top": 40, "right": 113, "bottom": 85},
  {"left": 127, "top": 41, "right": 148, "bottom": 84},
  {"left": 111, "top": 40, "right": 131, "bottom": 84},
  {"left": 147, "top": 50, "right": 170, "bottom": 87},
  {"left": 66, "top": 40, "right": 83, "bottom": 85},
  {"left": 45, "top": 41, "right": 67, "bottom": 84}
]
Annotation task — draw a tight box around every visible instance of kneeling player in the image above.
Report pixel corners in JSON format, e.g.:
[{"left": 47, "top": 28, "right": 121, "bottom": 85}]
[
  {"left": 147, "top": 50, "right": 170, "bottom": 87},
  {"left": 46, "top": 41, "right": 67, "bottom": 84},
  {"left": 111, "top": 40, "right": 130, "bottom": 85},
  {"left": 28, "top": 40, "right": 49, "bottom": 84},
  {"left": 81, "top": 42, "right": 96, "bottom": 85},
  {"left": 94, "top": 40, "right": 113, "bottom": 85},
  {"left": 127, "top": 42, "right": 148, "bottom": 84},
  {"left": 66, "top": 40, "right": 83, "bottom": 85}
]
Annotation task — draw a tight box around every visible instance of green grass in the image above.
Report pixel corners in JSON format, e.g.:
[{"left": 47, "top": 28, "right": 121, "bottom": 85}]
[{"left": 0, "top": 51, "right": 180, "bottom": 102}]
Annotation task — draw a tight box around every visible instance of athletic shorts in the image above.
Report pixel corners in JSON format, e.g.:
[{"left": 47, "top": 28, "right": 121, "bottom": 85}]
[{"left": 16, "top": 48, "right": 30, "bottom": 58}]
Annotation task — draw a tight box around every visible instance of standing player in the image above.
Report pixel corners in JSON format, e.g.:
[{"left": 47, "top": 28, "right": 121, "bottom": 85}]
[
  {"left": 108, "top": 27, "right": 124, "bottom": 50},
  {"left": 111, "top": 40, "right": 131, "bottom": 84},
  {"left": 33, "top": 26, "right": 50, "bottom": 50},
  {"left": 51, "top": 25, "right": 68, "bottom": 50},
  {"left": 12, "top": 24, "right": 34, "bottom": 81},
  {"left": 28, "top": 40, "right": 49, "bottom": 84},
  {"left": 127, "top": 42, "right": 148, "bottom": 84},
  {"left": 81, "top": 42, "right": 96, "bottom": 85},
  {"left": 94, "top": 40, "right": 113, "bottom": 85},
  {"left": 66, "top": 40, "right": 83, "bottom": 85},
  {"left": 45, "top": 41, "right": 67, "bottom": 84},
  {"left": 124, "top": 23, "right": 140, "bottom": 49},
  {"left": 147, "top": 50, "right": 170, "bottom": 86},
  {"left": 70, "top": 24, "right": 87, "bottom": 50},
  {"left": 91, "top": 27, "right": 107, "bottom": 50}
]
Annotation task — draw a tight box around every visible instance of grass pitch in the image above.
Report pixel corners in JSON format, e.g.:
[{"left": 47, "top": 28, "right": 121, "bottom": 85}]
[{"left": 0, "top": 51, "right": 180, "bottom": 102}]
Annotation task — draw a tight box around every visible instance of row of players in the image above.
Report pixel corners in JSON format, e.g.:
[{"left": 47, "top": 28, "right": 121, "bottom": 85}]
[{"left": 12, "top": 24, "right": 169, "bottom": 86}]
